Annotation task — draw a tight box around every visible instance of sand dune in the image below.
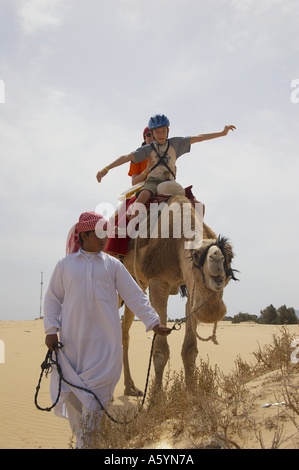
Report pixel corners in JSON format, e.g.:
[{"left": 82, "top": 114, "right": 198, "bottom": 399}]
[{"left": 0, "top": 319, "right": 298, "bottom": 449}]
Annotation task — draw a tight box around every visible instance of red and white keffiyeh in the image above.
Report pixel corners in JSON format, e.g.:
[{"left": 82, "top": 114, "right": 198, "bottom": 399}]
[{"left": 66, "top": 211, "right": 107, "bottom": 254}]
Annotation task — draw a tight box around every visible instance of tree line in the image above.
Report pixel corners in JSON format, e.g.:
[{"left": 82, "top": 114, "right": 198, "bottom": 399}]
[
  {"left": 227, "top": 304, "right": 299, "bottom": 324},
  {"left": 170, "top": 305, "right": 298, "bottom": 324}
]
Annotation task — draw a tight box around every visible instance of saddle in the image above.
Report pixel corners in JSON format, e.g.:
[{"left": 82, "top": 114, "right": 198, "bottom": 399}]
[{"left": 104, "top": 183, "right": 198, "bottom": 256}]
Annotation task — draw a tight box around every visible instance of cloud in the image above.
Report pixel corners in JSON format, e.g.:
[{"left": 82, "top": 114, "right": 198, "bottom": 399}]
[
  {"left": 0, "top": 0, "right": 298, "bottom": 320},
  {"left": 16, "top": 0, "right": 65, "bottom": 36}
]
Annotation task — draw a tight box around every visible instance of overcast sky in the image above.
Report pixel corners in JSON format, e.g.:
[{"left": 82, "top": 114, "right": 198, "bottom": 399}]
[{"left": 0, "top": 0, "right": 298, "bottom": 321}]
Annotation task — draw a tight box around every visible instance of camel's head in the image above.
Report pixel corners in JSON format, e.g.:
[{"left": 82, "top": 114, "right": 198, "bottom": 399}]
[{"left": 191, "top": 235, "right": 239, "bottom": 292}]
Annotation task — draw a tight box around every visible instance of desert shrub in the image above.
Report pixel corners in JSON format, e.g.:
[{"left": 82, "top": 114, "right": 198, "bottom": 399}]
[{"left": 78, "top": 326, "right": 299, "bottom": 449}]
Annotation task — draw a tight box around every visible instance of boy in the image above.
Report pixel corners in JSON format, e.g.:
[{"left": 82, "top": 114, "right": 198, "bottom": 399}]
[{"left": 96, "top": 114, "right": 235, "bottom": 219}]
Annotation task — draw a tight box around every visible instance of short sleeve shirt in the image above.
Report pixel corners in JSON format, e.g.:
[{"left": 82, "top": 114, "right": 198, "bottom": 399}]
[
  {"left": 132, "top": 137, "right": 191, "bottom": 181},
  {"left": 128, "top": 159, "right": 148, "bottom": 177}
]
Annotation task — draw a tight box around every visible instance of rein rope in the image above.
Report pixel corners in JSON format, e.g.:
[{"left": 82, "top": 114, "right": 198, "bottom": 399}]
[
  {"left": 35, "top": 322, "right": 177, "bottom": 424},
  {"left": 189, "top": 278, "right": 219, "bottom": 345},
  {"left": 34, "top": 343, "right": 136, "bottom": 425},
  {"left": 34, "top": 319, "right": 185, "bottom": 424},
  {"left": 140, "top": 321, "right": 181, "bottom": 408},
  {"left": 35, "top": 237, "right": 230, "bottom": 424}
]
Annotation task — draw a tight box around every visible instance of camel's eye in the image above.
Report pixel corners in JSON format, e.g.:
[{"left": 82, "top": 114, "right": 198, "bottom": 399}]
[{"left": 192, "top": 250, "right": 205, "bottom": 269}]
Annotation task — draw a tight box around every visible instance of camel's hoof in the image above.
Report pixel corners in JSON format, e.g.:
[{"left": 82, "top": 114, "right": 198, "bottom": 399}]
[{"left": 124, "top": 388, "right": 144, "bottom": 397}]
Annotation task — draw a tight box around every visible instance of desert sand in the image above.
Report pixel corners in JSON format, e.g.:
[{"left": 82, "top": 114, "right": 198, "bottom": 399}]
[{"left": 0, "top": 319, "right": 298, "bottom": 450}]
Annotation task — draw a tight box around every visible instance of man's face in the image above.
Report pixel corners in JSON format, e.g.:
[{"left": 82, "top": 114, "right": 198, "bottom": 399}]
[
  {"left": 152, "top": 126, "right": 168, "bottom": 144},
  {"left": 144, "top": 131, "right": 154, "bottom": 144},
  {"left": 81, "top": 230, "right": 107, "bottom": 252}
]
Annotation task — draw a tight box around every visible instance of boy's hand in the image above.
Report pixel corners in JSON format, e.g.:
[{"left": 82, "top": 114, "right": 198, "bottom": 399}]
[
  {"left": 96, "top": 167, "right": 109, "bottom": 183},
  {"left": 96, "top": 171, "right": 103, "bottom": 182},
  {"left": 223, "top": 125, "right": 236, "bottom": 135}
]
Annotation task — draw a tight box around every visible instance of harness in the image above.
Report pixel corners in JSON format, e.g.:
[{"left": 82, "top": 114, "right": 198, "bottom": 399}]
[{"left": 147, "top": 141, "right": 176, "bottom": 179}]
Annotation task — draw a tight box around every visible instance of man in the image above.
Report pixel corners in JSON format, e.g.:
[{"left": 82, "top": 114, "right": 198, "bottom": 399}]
[{"left": 44, "top": 211, "right": 171, "bottom": 449}]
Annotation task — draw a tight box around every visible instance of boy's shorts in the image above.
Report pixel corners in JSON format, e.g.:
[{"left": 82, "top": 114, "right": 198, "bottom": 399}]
[{"left": 142, "top": 177, "right": 166, "bottom": 197}]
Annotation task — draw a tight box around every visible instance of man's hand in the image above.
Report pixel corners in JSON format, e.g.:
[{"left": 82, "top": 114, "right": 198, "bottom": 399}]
[
  {"left": 45, "top": 334, "right": 59, "bottom": 352},
  {"left": 152, "top": 324, "right": 172, "bottom": 336}
]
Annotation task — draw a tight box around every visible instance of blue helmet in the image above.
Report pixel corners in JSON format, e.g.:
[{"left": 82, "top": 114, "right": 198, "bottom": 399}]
[{"left": 148, "top": 114, "right": 170, "bottom": 130}]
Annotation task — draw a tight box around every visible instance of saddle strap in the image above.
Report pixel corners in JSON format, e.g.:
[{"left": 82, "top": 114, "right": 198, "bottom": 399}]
[{"left": 148, "top": 141, "right": 175, "bottom": 179}]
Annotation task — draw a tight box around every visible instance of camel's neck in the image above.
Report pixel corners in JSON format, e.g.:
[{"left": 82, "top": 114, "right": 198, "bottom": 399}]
[{"left": 186, "top": 277, "right": 227, "bottom": 324}]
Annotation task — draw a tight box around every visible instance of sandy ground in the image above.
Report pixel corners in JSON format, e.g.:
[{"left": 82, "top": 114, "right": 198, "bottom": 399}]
[{"left": 0, "top": 319, "right": 298, "bottom": 450}]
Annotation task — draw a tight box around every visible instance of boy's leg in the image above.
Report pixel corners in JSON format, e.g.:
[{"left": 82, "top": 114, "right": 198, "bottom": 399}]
[{"left": 127, "top": 189, "right": 152, "bottom": 220}]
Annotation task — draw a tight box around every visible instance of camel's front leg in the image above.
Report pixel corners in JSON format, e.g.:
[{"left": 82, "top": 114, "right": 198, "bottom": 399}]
[
  {"left": 181, "top": 297, "right": 198, "bottom": 387},
  {"left": 122, "top": 304, "right": 143, "bottom": 396},
  {"left": 149, "top": 279, "right": 171, "bottom": 389}
]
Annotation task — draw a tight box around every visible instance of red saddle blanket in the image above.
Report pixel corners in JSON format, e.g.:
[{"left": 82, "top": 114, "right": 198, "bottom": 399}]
[{"left": 104, "top": 185, "right": 197, "bottom": 256}]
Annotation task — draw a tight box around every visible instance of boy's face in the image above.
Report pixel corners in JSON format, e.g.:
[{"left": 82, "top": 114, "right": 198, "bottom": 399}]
[{"left": 152, "top": 126, "right": 168, "bottom": 145}]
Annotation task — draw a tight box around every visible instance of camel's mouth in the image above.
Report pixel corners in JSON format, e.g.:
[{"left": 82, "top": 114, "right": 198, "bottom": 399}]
[{"left": 211, "top": 275, "right": 225, "bottom": 289}]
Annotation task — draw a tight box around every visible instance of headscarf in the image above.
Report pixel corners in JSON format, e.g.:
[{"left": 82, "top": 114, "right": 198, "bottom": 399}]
[
  {"left": 66, "top": 211, "right": 107, "bottom": 254},
  {"left": 143, "top": 126, "right": 151, "bottom": 139}
]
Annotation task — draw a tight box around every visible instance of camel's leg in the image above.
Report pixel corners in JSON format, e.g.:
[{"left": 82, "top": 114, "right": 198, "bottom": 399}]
[
  {"left": 122, "top": 304, "right": 143, "bottom": 396},
  {"left": 149, "top": 279, "right": 171, "bottom": 389},
  {"left": 181, "top": 298, "right": 198, "bottom": 388}
]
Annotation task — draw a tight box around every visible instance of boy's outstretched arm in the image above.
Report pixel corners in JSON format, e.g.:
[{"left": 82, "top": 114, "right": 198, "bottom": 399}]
[
  {"left": 96, "top": 153, "right": 134, "bottom": 183},
  {"left": 190, "top": 125, "right": 236, "bottom": 144}
]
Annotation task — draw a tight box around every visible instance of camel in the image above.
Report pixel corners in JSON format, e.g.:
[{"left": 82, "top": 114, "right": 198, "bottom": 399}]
[{"left": 108, "top": 183, "right": 238, "bottom": 395}]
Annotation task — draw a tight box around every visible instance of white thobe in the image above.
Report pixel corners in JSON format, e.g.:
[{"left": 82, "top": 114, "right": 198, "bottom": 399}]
[{"left": 44, "top": 249, "right": 160, "bottom": 419}]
